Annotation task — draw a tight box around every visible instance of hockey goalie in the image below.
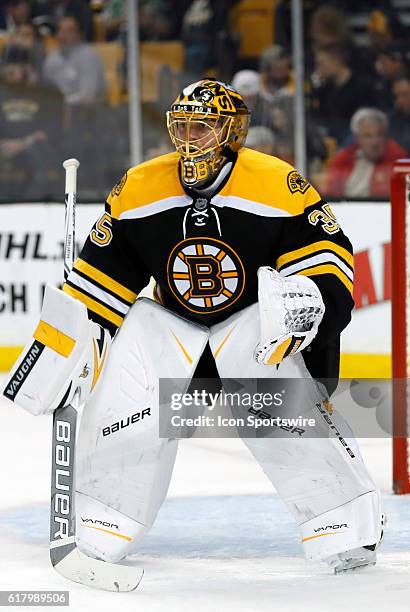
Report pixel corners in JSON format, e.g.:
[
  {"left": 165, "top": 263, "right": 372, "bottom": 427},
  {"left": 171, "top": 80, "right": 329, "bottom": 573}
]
[{"left": 2, "top": 79, "right": 383, "bottom": 576}]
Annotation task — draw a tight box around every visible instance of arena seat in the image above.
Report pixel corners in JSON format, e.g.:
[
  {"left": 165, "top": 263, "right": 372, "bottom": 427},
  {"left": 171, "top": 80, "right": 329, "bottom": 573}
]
[
  {"left": 140, "top": 41, "right": 184, "bottom": 103},
  {"left": 93, "top": 42, "right": 125, "bottom": 106},
  {"left": 232, "top": 0, "right": 275, "bottom": 58}
]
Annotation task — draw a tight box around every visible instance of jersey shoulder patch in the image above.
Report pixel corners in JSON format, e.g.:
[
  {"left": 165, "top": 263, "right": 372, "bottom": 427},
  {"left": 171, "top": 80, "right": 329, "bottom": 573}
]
[
  {"left": 286, "top": 170, "right": 310, "bottom": 194},
  {"left": 107, "top": 152, "right": 185, "bottom": 219},
  {"left": 109, "top": 171, "right": 128, "bottom": 198}
]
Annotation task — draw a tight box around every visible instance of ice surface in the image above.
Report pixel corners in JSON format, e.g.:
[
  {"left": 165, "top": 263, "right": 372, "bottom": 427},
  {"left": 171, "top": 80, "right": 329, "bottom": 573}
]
[{"left": 1, "top": 389, "right": 410, "bottom": 611}]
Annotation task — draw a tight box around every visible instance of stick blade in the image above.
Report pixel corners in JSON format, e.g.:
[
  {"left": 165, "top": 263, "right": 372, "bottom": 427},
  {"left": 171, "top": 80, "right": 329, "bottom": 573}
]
[{"left": 52, "top": 548, "right": 144, "bottom": 592}]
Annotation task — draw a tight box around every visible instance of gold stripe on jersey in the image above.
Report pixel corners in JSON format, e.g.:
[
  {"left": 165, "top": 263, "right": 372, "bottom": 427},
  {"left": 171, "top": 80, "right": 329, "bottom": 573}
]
[
  {"left": 74, "top": 259, "right": 137, "bottom": 304},
  {"left": 219, "top": 148, "right": 321, "bottom": 216},
  {"left": 107, "top": 152, "right": 185, "bottom": 219},
  {"left": 297, "top": 264, "right": 353, "bottom": 295},
  {"left": 276, "top": 240, "right": 354, "bottom": 271},
  {"left": 107, "top": 148, "right": 320, "bottom": 221},
  {"left": 63, "top": 284, "right": 124, "bottom": 328}
]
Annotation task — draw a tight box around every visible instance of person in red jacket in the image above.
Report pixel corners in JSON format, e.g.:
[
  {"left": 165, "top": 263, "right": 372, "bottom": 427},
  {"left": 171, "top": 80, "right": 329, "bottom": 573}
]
[{"left": 325, "top": 107, "right": 406, "bottom": 198}]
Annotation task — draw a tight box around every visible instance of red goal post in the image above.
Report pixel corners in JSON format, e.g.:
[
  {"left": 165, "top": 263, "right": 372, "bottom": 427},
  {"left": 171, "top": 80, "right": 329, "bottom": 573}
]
[{"left": 392, "top": 159, "right": 410, "bottom": 494}]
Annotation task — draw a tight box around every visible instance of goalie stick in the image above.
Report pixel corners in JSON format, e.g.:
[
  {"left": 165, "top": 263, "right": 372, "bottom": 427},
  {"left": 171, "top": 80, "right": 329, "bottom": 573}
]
[{"left": 49, "top": 158, "right": 144, "bottom": 592}]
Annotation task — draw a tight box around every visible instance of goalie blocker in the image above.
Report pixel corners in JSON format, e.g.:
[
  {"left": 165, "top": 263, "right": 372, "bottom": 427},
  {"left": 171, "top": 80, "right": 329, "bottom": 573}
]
[{"left": 2, "top": 284, "right": 111, "bottom": 415}]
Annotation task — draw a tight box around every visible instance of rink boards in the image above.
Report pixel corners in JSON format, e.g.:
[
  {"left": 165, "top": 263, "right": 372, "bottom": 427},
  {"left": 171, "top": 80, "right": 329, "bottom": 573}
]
[{"left": 0, "top": 202, "right": 391, "bottom": 377}]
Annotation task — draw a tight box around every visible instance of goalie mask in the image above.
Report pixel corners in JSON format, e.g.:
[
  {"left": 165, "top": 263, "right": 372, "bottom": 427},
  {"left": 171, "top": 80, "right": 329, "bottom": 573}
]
[{"left": 167, "top": 79, "right": 250, "bottom": 188}]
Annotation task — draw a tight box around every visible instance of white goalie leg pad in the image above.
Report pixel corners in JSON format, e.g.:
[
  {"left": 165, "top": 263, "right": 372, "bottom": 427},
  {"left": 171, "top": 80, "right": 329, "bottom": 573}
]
[
  {"left": 209, "top": 302, "right": 291, "bottom": 378},
  {"left": 75, "top": 298, "right": 209, "bottom": 562},
  {"left": 209, "top": 304, "right": 382, "bottom": 563},
  {"left": 300, "top": 490, "right": 382, "bottom": 561},
  {"left": 76, "top": 492, "right": 146, "bottom": 563},
  {"left": 1, "top": 284, "right": 110, "bottom": 415},
  {"left": 240, "top": 394, "right": 379, "bottom": 525},
  {"left": 241, "top": 394, "right": 381, "bottom": 561}
]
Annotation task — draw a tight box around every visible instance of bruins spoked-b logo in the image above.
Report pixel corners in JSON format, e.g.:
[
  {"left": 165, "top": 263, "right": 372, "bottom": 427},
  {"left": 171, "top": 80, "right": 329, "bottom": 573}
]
[
  {"left": 167, "top": 237, "right": 245, "bottom": 314},
  {"left": 287, "top": 171, "right": 310, "bottom": 194}
]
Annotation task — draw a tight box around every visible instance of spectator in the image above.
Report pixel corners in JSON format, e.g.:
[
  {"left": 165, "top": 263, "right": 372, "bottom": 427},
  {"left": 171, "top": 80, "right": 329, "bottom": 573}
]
[
  {"left": 257, "top": 47, "right": 295, "bottom": 161},
  {"left": 311, "top": 44, "right": 375, "bottom": 144},
  {"left": 181, "top": 0, "right": 239, "bottom": 78},
  {"left": 275, "top": 2, "right": 353, "bottom": 58},
  {"left": 35, "top": 0, "right": 94, "bottom": 42},
  {"left": 1, "top": 42, "right": 37, "bottom": 83},
  {"left": 307, "top": 5, "right": 379, "bottom": 79},
  {"left": 232, "top": 69, "right": 260, "bottom": 100},
  {"left": 0, "top": 44, "right": 64, "bottom": 199},
  {"left": 162, "top": 0, "right": 194, "bottom": 40},
  {"left": 231, "top": 70, "right": 267, "bottom": 125},
  {"left": 5, "top": 23, "right": 46, "bottom": 74},
  {"left": 100, "top": 0, "right": 126, "bottom": 41},
  {"left": 208, "top": 0, "right": 239, "bottom": 81},
  {"left": 232, "top": 68, "right": 291, "bottom": 158},
  {"left": 367, "top": 8, "right": 408, "bottom": 55},
  {"left": 389, "top": 75, "right": 410, "bottom": 154},
  {"left": 246, "top": 126, "right": 276, "bottom": 156},
  {"left": 181, "top": 0, "right": 214, "bottom": 75},
  {"left": 325, "top": 108, "right": 406, "bottom": 199},
  {"left": 0, "top": 0, "right": 31, "bottom": 34},
  {"left": 139, "top": 0, "right": 173, "bottom": 41},
  {"left": 259, "top": 45, "right": 293, "bottom": 100},
  {"left": 374, "top": 43, "right": 410, "bottom": 111},
  {"left": 43, "top": 15, "right": 106, "bottom": 106},
  {"left": 309, "top": 5, "right": 353, "bottom": 56},
  {"left": 43, "top": 15, "right": 107, "bottom": 191}
]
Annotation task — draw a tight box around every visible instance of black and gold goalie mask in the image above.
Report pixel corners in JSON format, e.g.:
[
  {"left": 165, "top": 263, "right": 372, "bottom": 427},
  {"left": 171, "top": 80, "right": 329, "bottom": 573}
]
[{"left": 167, "top": 79, "right": 250, "bottom": 187}]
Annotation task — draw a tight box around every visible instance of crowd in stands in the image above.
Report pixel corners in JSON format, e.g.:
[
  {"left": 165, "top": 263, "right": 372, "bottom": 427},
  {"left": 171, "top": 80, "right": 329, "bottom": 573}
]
[
  {"left": 0, "top": 0, "right": 409, "bottom": 201},
  {"left": 238, "top": 3, "right": 410, "bottom": 199},
  {"left": 236, "top": 2, "right": 410, "bottom": 199},
  {"left": 0, "top": 1, "right": 111, "bottom": 198}
]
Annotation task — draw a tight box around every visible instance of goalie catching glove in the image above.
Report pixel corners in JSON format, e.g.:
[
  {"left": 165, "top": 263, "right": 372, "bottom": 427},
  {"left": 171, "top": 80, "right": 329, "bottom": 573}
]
[
  {"left": 1, "top": 284, "right": 111, "bottom": 415},
  {"left": 254, "top": 267, "right": 325, "bottom": 365}
]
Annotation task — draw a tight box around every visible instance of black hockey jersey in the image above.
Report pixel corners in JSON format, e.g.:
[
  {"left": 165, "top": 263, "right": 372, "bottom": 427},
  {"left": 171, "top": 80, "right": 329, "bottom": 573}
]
[{"left": 63, "top": 148, "right": 354, "bottom": 388}]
